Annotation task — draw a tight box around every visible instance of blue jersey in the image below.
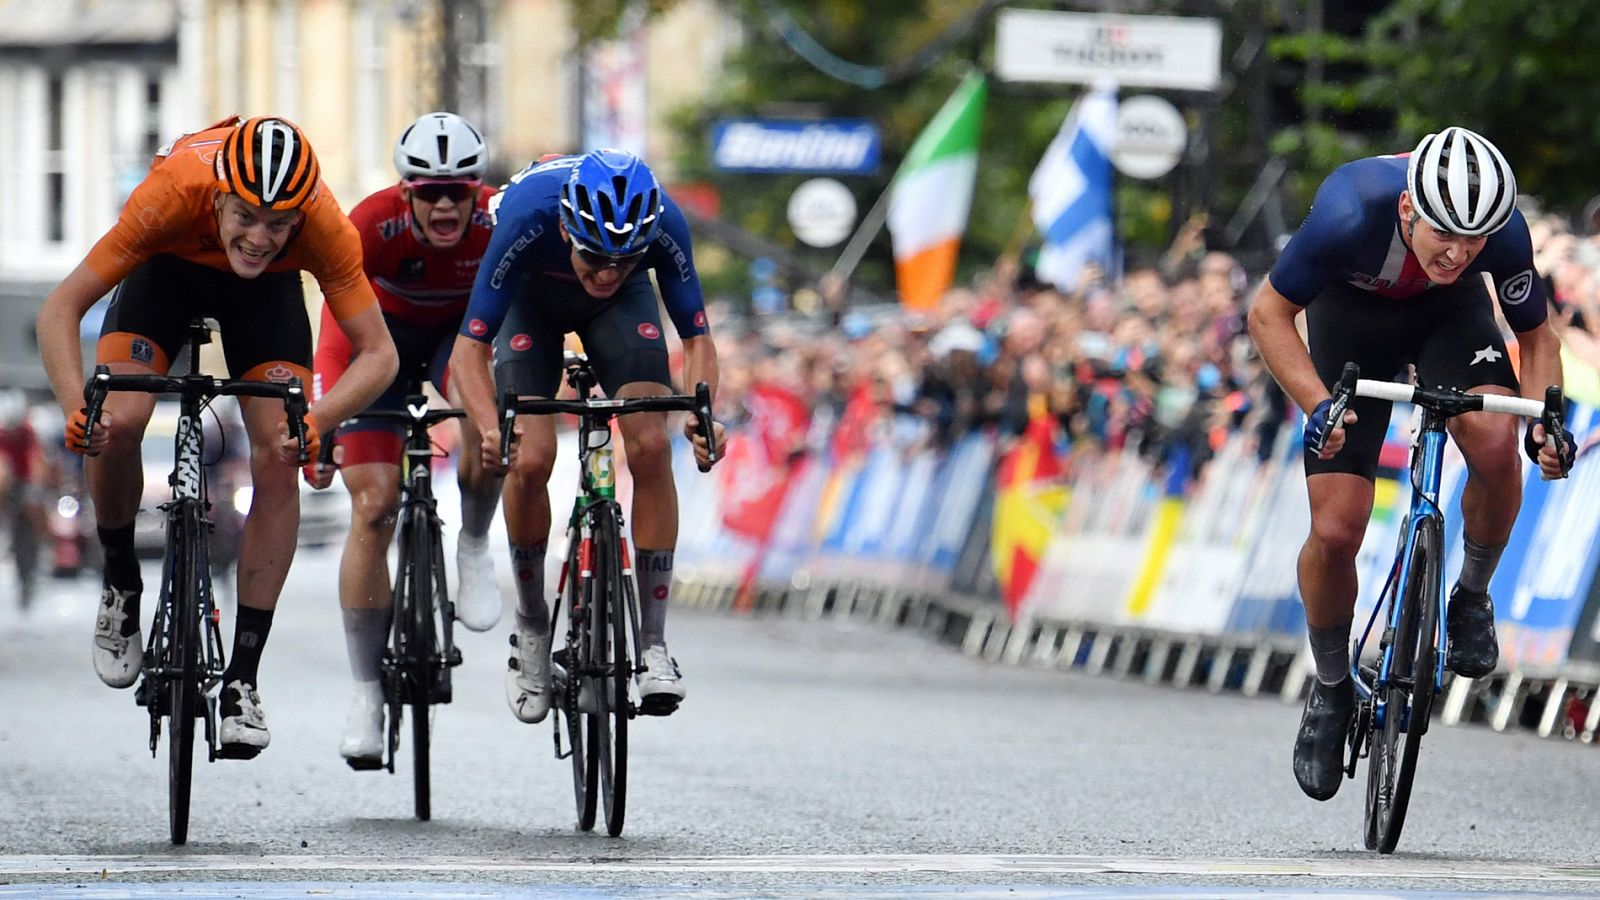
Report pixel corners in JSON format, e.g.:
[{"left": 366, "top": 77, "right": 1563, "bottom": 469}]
[
  {"left": 460, "top": 155, "right": 710, "bottom": 343},
  {"left": 1268, "top": 155, "right": 1546, "bottom": 333}
]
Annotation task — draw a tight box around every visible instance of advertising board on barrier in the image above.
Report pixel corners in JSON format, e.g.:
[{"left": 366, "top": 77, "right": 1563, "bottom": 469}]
[{"left": 710, "top": 119, "right": 882, "bottom": 175}]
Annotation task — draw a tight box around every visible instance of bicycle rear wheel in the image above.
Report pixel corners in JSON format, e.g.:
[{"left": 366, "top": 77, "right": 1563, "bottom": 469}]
[
  {"left": 167, "top": 507, "right": 202, "bottom": 845},
  {"left": 591, "top": 507, "right": 630, "bottom": 837},
  {"left": 1365, "top": 515, "right": 1441, "bottom": 853}
]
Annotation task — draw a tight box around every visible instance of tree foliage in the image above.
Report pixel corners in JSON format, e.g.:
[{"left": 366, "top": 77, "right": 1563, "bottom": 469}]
[{"left": 1273, "top": 0, "right": 1600, "bottom": 214}]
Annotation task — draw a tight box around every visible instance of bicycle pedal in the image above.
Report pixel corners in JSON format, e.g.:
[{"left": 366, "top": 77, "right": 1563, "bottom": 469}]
[
  {"left": 215, "top": 742, "right": 263, "bottom": 761},
  {"left": 344, "top": 754, "right": 384, "bottom": 772},
  {"left": 638, "top": 695, "right": 679, "bottom": 717}
]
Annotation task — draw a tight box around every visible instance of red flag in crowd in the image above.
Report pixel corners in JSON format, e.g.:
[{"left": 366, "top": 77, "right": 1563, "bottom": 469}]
[
  {"left": 720, "top": 382, "right": 812, "bottom": 543},
  {"left": 991, "top": 398, "right": 1068, "bottom": 621}
]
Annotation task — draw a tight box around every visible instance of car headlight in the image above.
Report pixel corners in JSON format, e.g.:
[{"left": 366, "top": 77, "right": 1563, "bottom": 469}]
[{"left": 232, "top": 486, "right": 253, "bottom": 515}]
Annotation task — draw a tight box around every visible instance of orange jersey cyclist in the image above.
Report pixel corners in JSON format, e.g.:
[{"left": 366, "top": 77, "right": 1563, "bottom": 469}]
[
  {"left": 449, "top": 149, "right": 726, "bottom": 725},
  {"left": 36, "top": 116, "right": 399, "bottom": 759},
  {"left": 1247, "top": 127, "right": 1574, "bottom": 802},
  {"left": 305, "top": 112, "right": 507, "bottom": 769}
]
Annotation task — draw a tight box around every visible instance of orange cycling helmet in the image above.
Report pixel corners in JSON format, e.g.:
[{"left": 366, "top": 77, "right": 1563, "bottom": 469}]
[{"left": 215, "top": 116, "right": 321, "bottom": 211}]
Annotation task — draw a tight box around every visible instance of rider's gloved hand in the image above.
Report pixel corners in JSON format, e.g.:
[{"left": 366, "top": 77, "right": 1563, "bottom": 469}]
[
  {"left": 65, "top": 407, "right": 108, "bottom": 456},
  {"left": 1524, "top": 420, "right": 1577, "bottom": 478},
  {"left": 1303, "top": 398, "right": 1335, "bottom": 450}
]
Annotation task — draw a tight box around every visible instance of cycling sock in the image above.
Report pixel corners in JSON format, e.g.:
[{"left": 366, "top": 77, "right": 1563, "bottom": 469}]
[
  {"left": 458, "top": 480, "right": 501, "bottom": 542},
  {"left": 224, "top": 604, "right": 275, "bottom": 687},
  {"left": 98, "top": 523, "right": 141, "bottom": 594},
  {"left": 636, "top": 548, "right": 673, "bottom": 647},
  {"left": 510, "top": 540, "right": 549, "bottom": 626},
  {"left": 341, "top": 607, "right": 391, "bottom": 684},
  {"left": 1307, "top": 620, "right": 1353, "bottom": 686},
  {"left": 1456, "top": 537, "right": 1505, "bottom": 596}
]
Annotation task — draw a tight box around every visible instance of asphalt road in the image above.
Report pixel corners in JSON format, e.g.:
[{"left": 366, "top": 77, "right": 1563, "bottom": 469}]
[{"left": 3, "top": 544, "right": 1600, "bottom": 896}]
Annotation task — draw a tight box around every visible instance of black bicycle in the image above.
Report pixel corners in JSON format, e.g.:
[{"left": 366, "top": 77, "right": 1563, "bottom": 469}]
[
  {"left": 1321, "top": 362, "right": 1565, "bottom": 853},
  {"left": 81, "top": 319, "right": 309, "bottom": 845},
  {"left": 498, "top": 353, "right": 716, "bottom": 836},
  {"left": 333, "top": 384, "right": 466, "bottom": 821}
]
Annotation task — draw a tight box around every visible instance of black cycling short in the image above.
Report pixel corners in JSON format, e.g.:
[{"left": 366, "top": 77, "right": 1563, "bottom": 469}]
[
  {"left": 492, "top": 271, "right": 671, "bottom": 398},
  {"left": 99, "top": 253, "right": 312, "bottom": 378},
  {"left": 1304, "top": 277, "right": 1519, "bottom": 479}
]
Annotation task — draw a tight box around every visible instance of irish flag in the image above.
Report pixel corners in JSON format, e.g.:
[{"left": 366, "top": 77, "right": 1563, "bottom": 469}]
[{"left": 887, "top": 71, "right": 987, "bottom": 311}]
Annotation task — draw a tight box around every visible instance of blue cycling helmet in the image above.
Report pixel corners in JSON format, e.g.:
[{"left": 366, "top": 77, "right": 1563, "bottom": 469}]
[{"left": 558, "top": 149, "right": 663, "bottom": 257}]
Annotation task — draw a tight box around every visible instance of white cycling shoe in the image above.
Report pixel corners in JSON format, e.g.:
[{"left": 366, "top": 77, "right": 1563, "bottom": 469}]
[
  {"left": 339, "top": 681, "right": 385, "bottom": 770},
  {"left": 637, "top": 643, "right": 685, "bottom": 716},
  {"left": 454, "top": 534, "right": 503, "bottom": 633},
  {"left": 506, "top": 623, "right": 553, "bottom": 724},
  {"left": 92, "top": 585, "right": 142, "bottom": 689},
  {"left": 218, "top": 680, "right": 270, "bottom": 759}
]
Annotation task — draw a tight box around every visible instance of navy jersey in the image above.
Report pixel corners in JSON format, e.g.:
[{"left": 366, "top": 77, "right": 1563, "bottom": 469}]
[
  {"left": 460, "top": 154, "right": 710, "bottom": 343},
  {"left": 1268, "top": 155, "right": 1546, "bottom": 333}
]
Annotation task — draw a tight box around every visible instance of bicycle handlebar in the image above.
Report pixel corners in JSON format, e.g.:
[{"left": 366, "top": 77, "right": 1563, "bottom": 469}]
[
  {"left": 498, "top": 384, "right": 720, "bottom": 473},
  {"left": 82, "top": 364, "right": 311, "bottom": 464}
]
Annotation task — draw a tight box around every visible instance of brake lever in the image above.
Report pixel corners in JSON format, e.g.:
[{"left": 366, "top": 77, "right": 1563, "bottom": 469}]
[
  {"left": 693, "top": 382, "right": 718, "bottom": 473},
  {"left": 80, "top": 365, "right": 112, "bottom": 453},
  {"left": 1313, "top": 362, "right": 1360, "bottom": 455}
]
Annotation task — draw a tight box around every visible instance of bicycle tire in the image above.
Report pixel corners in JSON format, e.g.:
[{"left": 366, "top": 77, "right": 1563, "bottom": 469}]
[
  {"left": 1365, "top": 515, "right": 1441, "bottom": 853},
  {"left": 562, "top": 526, "right": 597, "bottom": 832},
  {"left": 592, "top": 506, "right": 630, "bottom": 837},
  {"left": 396, "top": 506, "right": 435, "bottom": 821},
  {"left": 167, "top": 505, "right": 201, "bottom": 846}
]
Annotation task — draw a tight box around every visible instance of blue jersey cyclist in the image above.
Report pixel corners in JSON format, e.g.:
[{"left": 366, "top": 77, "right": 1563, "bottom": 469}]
[
  {"left": 449, "top": 149, "right": 725, "bottom": 724},
  {"left": 1248, "top": 127, "right": 1575, "bottom": 803}
]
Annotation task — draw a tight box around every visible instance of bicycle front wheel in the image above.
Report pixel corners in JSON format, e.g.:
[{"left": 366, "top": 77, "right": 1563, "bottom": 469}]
[
  {"left": 560, "top": 525, "right": 597, "bottom": 832},
  {"left": 591, "top": 507, "right": 631, "bottom": 837},
  {"left": 1365, "top": 515, "right": 1441, "bottom": 854},
  {"left": 167, "top": 506, "right": 202, "bottom": 845},
  {"left": 396, "top": 506, "right": 436, "bottom": 821}
]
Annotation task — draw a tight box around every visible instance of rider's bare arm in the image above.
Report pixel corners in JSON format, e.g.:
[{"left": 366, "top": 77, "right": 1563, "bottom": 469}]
[
  {"left": 309, "top": 304, "right": 398, "bottom": 429},
  {"left": 1247, "top": 278, "right": 1329, "bottom": 415},
  {"left": 37, "top": 262, "right": 115, "bottom": 420}
]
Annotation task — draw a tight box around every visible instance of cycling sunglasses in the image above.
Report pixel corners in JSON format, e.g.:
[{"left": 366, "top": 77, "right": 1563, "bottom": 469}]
[
  {"left": 405, "top": 180, "right": 479, "bottom": 204},
  {"left": 572, "top": 241, "right": 647, "bottom": 269}
]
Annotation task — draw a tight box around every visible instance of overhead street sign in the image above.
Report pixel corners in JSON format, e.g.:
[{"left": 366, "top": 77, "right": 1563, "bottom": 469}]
[{"left": 995, "top": 9, "right": 1222, "bottom": 92}]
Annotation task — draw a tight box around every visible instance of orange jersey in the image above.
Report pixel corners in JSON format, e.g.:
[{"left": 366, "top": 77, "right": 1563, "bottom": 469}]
[{"left": 83, "top": 123, "right": 377, "bottom": 322}]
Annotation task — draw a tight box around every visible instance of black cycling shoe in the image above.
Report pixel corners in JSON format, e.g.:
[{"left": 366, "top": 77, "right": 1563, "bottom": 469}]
[
  {"left": 1445, "top": 585, "right": 1499, "bottom": 679},
  {"left": 1293, "top": 677, "right": 1355, "bottom": 801}
]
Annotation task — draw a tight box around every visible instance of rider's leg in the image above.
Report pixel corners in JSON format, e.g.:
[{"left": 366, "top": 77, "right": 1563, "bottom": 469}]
[
  {"left": 85, "top": 362, "right": 159, "bottom": 594},
  {"left": 503, "top": 412, "right": 556, "bottom": 625},
  {"left": 501, "top": 411, "right": 556, "bottom": 723},
  {"left": 1448, "top": 396, "right": 1522, "bottom": 578},
  {"left": 224, "top": 393, "right": 304, "bottom": 685},
  {"left": 1299, "top": 472, "right": 1376, "bottom": 683},
  {"left": 614, "top": 387, "right": 677, "bottom": 646},
  {"left": 336, "top": 458, "right": 402, "bottom": 663},
  {"left": 448, "top": 372, "right": 506, "bottom": 631},
  {"left": 1442, "top": 393, "right": 1523, "bottom": 677},
  {"left": 335, "top": 456, "right": 401, "bottom": 766}
]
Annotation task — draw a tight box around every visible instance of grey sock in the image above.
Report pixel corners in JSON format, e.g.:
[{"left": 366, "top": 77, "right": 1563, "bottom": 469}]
[
  {"left": 1456, "top": 537, "right": 1505, "bottom": 596},
  {"left": 510, "top": 541, "right": 549, "bottom": 627},
  {"left": 458, "top": 479, "right": 501, "bottom": 542},
  {"left": 341, "top": 607, "right": 391, "bottom": 684},
  {"left": 1307, "top": 621, "right": 1353, "bottom": 686},
  {"left": 636, "top": 548, "right": 674, "bottom": 647}
]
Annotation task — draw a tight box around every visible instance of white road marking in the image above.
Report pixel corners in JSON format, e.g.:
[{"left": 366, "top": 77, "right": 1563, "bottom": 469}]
[{"left": 1, "top": 854, "right": 1598, "bottom": 883}]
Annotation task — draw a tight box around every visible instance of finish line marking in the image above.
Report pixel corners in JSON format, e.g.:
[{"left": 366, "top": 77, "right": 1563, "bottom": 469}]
[{"left": 3, "top": 854, "right": 1600, "bottom": 883}]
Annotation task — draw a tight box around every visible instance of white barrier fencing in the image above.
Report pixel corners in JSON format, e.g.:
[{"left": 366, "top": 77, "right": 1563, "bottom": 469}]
[{"left": 666, "top": 400, "right": 1600, "bottom": 741}]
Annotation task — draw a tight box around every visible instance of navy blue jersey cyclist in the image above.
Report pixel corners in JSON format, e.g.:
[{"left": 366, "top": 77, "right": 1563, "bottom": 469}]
[
  {"left": 449, "top": 149, "right": 724, "bottom": 724},
  {"left": 1247, "top": 127, "right": 1575, "bottom": 803}
]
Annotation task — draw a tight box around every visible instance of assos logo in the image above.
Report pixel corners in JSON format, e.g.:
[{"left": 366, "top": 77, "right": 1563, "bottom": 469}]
[{"left": 1499, "top": 270, "right": 1534, "bottom": 305}]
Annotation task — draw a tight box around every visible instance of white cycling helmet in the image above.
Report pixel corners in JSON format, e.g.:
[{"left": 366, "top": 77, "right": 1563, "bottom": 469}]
[
  {"left": 1405, "top": 126, "right": 1517, "bottom": 237},
  {"left": 393, "top": 112, "right": 487, "bottom": 180}
]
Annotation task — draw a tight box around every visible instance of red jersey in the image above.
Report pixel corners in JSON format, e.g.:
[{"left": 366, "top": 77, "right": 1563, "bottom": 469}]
[{"left": 345, "top": 184, "right": 497, "bottom": 328}]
